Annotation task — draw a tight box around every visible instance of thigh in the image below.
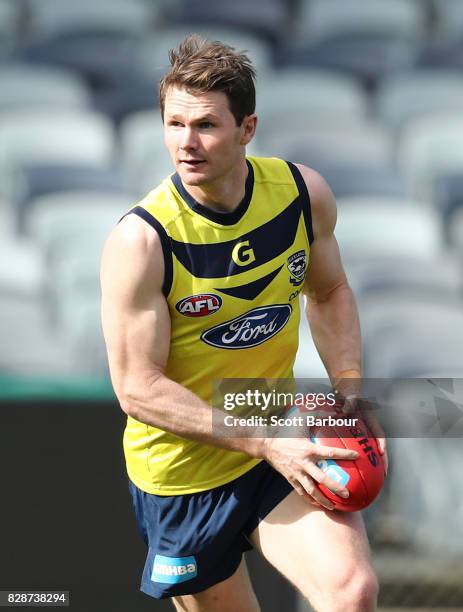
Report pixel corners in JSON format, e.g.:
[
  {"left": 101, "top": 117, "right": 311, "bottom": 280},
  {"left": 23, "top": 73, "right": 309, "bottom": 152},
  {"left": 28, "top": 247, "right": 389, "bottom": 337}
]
[
  {"left": 250, "top": 491, "right": 374, "bottom": 607},
  {"left": 172, "top": 558, "right": 260, "bottom": 612}
]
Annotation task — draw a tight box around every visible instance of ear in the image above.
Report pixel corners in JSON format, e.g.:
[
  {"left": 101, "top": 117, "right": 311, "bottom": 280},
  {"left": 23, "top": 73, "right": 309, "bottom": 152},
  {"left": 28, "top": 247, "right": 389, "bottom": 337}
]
[{"left": 240, "top": 114, "right": 258, "bottom": 145}]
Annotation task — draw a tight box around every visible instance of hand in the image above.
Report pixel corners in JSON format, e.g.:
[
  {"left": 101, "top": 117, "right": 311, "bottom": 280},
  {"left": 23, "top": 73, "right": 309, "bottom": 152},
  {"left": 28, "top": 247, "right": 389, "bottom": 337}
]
[
  {"left": 262, "top": 437, "right": 359, "bottom": 510},
  {"left": 341, "top": 395, "right": 388, "bottom": 477}
]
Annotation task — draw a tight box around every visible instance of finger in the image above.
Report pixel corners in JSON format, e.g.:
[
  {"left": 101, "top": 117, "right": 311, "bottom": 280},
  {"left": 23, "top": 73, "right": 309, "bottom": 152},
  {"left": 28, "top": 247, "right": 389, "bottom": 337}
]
[
  {"left": 341, "top": 395, "right": 358, "bottom": 414},
  {"left": 288, "top": 476, "right": 306, "bottom": 497},
  {"left": 376, "top": 436, "right": 387, "bottom": 456},
  {"left": 302, "top": 495, "right": 322, "bottom": 508},
  {"left": 299, "top": 474, "right": 335, "bottom": 510},
  {"left": 382, "top": 448, "right": 389, "bottom": 476},
  {"left": 306, "top": 462, "right": 350, "bottom": 499},
  {"left": 313, "top": 445, "right": 358, "bottom": 461}
]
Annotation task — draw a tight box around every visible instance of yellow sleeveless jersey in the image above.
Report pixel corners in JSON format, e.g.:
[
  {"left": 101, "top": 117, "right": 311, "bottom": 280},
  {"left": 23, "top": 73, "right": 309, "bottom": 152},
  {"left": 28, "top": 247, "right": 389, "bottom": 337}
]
[{"left": 123, "top": 156, "right": 313, "bottom": 494}]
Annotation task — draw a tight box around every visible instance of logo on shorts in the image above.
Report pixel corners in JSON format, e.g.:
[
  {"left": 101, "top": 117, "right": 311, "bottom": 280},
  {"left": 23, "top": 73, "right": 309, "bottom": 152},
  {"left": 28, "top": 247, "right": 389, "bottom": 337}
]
[
  {"left": 201, "top": 304, "right": 292, "bottom": 349},
  {"left": 176, "top": 294, "right": 222, "bottom": 317},
  {"left": 152, "top": 555, "right": 198, "bottom": 584},
  {"left": 287, "top": 250, "right": 308, "bottom": 286}
]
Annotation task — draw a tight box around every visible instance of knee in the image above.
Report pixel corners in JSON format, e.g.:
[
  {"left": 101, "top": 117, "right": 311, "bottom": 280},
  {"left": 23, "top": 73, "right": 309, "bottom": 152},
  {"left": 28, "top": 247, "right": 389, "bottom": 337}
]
[
  {"left": 334, "top": 567, "right": 379, "bottom": 612},
  {"left": 310, "top": 565, "right": 379, "bottom": 612}
]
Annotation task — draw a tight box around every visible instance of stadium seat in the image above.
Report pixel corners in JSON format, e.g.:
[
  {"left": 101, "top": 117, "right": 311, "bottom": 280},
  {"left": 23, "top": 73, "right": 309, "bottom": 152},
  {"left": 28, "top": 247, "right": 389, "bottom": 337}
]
[
  {"left": 256, "top": 118, "right": 394, "bottom": 168},
  {"left": 256, "top": 70, "right": 368, "bottom": 140},
  {"left": 274, "top": 36, "right": 419, "bottom": 91},
  {"left": 0, "top": 0, "right": 21, "bottom": 42},
  {"left": 0, "top": 237, "right": 44, "bottom": 295},
  {"left": 0, "top": 197, "right": 13, "bottom": 237},
  {"left": 360, "top": 298, "right": 463, "bottom": 377},
  {"left": 312, "top": 164, "right": 406, "bottom": 200},
  {"left": 119, "top": 110, "right": 174, "bottom": 196},
  {"left": 135, "top": 149, "right": 176, "bottom": 198},
  {"left": 385, "top": 437, "right": 461, "bottom": 556},
  {"left": 433, "top": 0, "right": 463, "bottom": 42},
  {"left": 397, "top": 113, "right": 463, "bottom": 201},
  {"left": 447, "top": 207, "right": 463, "bottom": 253},
  {"left": 433, "top": 173, "right": 463, "bottom": 242},
  {"left": 376, "top": 70, "right": 463, "bottom": 130},
  {"left": 295, "top": 0, "right": 426, "bottom": 43},
  {"left": 166, "top": 0, "right": 289, "bottom": 43},
  {"left": 49, "top": 243, "right": 108, "bottom": 374},
  {"left": 26, "top": 0, "right": 158, "bottom": 36},
  {"left": 60, "top": 296, "right": 109, "bottom": 375},
  {"left": 0, "top": 292, "right": 72, "bottom": 375},
  {"left": 136, "top": 27, "right": 274, "bottom": 78},
  {"left": 13, "top": 30, "right": 140, "bottom": 91},
  {"left": 0, "top": 64, "right": 91, "bottom": 111},
  {"left": 345, "top": 253, "right": 463, "bottom": 302},
  {"left": 417, "top": 35, "right": 463, "bottom": 72},
  {"left": 12, "top": 165, "right": 130, "bottom": 233},
  {"left": 335, "top": 196, "right": 444, "bottom": 261},
  {"left": 24, "top": 191, "right": 131, "bottom": 259},
  {"left": 93, "top": 75, "right": 162, "bottom": 125},
  {"left": 0, "top": 109, "right": 115, "bottom": 199}
]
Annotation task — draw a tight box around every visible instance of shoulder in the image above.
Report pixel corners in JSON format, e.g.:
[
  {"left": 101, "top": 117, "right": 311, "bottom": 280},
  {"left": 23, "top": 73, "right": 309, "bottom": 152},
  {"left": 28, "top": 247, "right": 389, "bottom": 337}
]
[
  {"left": 293, "top": 163, "right": 337, "bottom": 239},
  {"left": 104, "top": 212, "right": 162, "bottom": 261},
  {"left": 101, "top": 212, "right": 164, "bottom": 294}
]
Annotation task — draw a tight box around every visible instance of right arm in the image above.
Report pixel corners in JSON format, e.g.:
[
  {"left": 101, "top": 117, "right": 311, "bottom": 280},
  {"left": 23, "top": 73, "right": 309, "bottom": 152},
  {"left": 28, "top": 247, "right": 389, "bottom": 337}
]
[
  {"left": 101, "top": 214, "right": 265, "bottom": 454},
  {"left": 100, "top": 214, "right": 356, "bottom": 508}
]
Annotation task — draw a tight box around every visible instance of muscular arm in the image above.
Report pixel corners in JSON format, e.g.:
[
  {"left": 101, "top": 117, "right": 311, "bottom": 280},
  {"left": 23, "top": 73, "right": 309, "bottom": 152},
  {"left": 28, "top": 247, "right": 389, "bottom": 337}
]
[
  {"left": 298, "top": 165, "right": 387, "bottom": 470},
  {"left": 101, "top": 213, "right": 264, "bottom": 457},
  {"left": 297, "top": 165, "right": 362, "bottom": 388}
]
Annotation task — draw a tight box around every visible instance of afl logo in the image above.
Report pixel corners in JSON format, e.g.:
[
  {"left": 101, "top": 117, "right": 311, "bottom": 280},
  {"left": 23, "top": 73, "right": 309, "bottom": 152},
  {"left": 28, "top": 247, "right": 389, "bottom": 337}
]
[
  {"left": 201, "top": 304, "right": 292, "bottom": 349},
  {"left": 176, "top": 294, "right": 222, "bottom": 317},
  {"left": 288, "top": 250, "right": 308, "bottom": 286}
]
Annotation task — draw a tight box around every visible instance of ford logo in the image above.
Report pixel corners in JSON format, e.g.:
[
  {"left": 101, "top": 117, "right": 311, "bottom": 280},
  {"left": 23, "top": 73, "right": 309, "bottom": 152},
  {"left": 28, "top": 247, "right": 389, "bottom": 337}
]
[{"left": 201, "top": 304, "right": 292, "bottom": 349}]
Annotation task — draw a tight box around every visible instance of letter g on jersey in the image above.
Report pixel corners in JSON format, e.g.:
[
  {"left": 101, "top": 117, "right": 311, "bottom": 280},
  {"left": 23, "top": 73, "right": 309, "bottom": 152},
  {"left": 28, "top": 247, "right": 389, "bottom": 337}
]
[{"left": 232, "top": 240, "right": 256, "bottom": 266}]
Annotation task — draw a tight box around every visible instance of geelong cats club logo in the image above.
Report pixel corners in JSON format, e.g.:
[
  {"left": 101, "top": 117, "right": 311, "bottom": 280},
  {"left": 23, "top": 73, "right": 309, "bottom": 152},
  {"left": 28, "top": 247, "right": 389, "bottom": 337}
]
[
  {"left": 287, "top": 250, "right": 308, "bottom": 286},
  {"left": 201, "top": 305, "right": 292, "bottom": 349}
]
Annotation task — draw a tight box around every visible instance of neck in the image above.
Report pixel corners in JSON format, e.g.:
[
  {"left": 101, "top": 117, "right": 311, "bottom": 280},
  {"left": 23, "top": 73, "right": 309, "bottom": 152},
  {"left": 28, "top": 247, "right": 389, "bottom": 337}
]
[{"left": 181, "top": 158, "right": 249, "bottom": 213}]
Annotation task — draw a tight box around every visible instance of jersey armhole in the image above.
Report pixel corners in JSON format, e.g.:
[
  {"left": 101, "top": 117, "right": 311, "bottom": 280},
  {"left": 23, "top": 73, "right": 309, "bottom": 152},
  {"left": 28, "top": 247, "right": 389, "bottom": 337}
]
[
  {"left": 286, "top": 161, "right": 314, "bottom": 245},
  {"left": 120, "top": 206, "right": 173, "bottom": 297}
]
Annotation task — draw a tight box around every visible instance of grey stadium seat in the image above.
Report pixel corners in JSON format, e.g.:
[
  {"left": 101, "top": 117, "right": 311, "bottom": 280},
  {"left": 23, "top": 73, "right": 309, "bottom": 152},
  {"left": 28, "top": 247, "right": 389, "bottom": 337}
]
[
  {"left": 0, "top": 64, "right": 91, "bottom": 111},
  {"left": 376, "top": 70, "right": 463, "bottom": 131}
]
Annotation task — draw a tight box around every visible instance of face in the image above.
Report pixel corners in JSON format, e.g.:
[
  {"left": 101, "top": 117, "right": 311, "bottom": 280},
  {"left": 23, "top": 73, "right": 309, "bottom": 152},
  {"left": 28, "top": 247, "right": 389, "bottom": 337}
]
[{"left": 163, "top": 86, "right": 256, "bottom": 188}]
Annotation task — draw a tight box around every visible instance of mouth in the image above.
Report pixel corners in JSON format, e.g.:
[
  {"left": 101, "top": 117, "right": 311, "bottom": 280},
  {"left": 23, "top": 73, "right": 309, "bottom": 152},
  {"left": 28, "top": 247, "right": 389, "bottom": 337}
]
[{"left": 180, "top": 160, "right": 206, "bottom": 168}]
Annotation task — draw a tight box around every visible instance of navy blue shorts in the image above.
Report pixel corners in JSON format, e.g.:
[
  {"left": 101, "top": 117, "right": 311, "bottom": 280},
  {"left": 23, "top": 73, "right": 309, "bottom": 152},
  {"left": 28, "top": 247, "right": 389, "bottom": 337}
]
[{"left": 128, "top": 460, "right": 293, "bottom": 599}]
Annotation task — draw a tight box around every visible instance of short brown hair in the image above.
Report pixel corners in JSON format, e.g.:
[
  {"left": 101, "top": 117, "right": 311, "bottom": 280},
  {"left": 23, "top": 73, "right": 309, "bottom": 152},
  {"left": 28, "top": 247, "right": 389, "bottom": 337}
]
[{"left": 159, "top": 34, "right": 256, "bottom": 126}]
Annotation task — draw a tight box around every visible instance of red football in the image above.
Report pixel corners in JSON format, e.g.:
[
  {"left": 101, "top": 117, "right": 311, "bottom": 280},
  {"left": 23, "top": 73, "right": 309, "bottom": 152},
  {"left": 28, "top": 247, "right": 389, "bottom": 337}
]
[{"left": 310, "top": 417, "right": 385, "bottom": 512}]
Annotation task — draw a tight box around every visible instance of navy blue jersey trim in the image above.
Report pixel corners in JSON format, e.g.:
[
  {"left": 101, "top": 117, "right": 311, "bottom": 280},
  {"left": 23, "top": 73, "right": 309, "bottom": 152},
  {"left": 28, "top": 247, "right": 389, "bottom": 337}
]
[
  {"left": 286, "top": 161, "right": 314, "bottom": 245},
  {"left": 215, "top": 265, "right": 283, "bottom": 301},
  {"left": 123, "top": 206, "right": 173, "bottom": 297},
  {"left": 170, "top": 198, "right": 300, "bottom": 279},
  {"left": 171, "top": 160, "right": 254, "bottom": 226}
]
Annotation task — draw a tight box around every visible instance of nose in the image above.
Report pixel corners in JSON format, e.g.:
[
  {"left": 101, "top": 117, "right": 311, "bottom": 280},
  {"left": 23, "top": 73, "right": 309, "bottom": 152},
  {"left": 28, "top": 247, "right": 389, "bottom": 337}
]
[{"left": 179, "top": 126, "right": 198, "bottom": 151}]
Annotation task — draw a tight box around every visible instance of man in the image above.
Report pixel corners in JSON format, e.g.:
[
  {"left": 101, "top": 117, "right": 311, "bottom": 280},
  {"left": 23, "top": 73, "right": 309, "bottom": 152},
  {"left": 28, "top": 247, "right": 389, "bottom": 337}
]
[{"left": 101, "top": 35, "right": 386, "bottom": 612}]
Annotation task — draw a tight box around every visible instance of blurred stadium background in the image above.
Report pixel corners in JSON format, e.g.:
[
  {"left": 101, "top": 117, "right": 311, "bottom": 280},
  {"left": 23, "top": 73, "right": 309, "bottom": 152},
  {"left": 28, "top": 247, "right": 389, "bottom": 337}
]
[{"left": 1, "top": 0, "right": 463, "bottom": 610}]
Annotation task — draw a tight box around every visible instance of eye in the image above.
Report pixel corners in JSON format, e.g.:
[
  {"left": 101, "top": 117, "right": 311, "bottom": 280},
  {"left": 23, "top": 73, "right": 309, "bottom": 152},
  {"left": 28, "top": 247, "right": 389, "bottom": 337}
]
[
  {"left": 199, "top": 121, "right": 214, "bottom": 129},
  {"left": 169, "top": 120, "right": 183, "bottom": 127}
]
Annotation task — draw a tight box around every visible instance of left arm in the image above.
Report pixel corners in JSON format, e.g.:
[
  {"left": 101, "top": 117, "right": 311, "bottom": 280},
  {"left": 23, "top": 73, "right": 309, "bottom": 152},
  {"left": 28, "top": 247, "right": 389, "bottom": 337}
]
[
  {"left": 296, "top": 164, "right": 387, "bottom": 471},
  {"left": 297, "top": 164, "right": 361, "bottom": 386}
]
